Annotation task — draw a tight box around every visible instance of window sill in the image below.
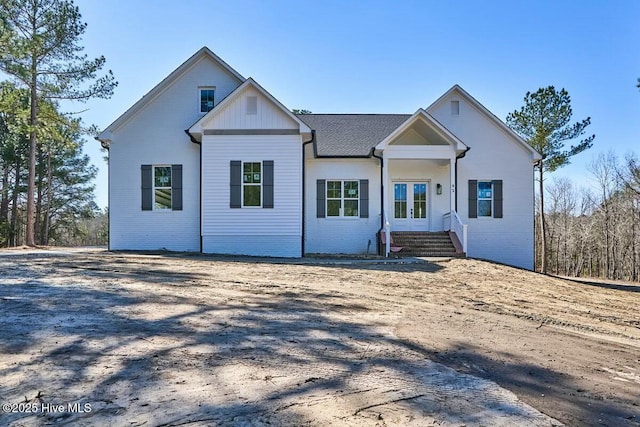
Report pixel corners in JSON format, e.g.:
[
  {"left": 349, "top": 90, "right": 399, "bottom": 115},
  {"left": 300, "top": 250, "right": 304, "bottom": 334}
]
[{"left": 324, "top": 216, "right": 362, "bottom": 220}]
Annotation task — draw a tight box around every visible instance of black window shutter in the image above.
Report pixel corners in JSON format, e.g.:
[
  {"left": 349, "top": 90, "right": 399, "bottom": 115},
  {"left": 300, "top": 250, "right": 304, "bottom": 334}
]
[
  {"left": 316, "top": 180, "right": 326, "bottom": 218},
  {"left": 359, "top": 179, "right": 369, "bottom": 218},
  {"left": 230, "top": 161, "right": 241, "bottom": 208},
  {"left": 171, "top": 164, "right": 183, "bottom": 210},
  {"left": 141, "top": 165, "right": 152, "bottom": 211},
  {"left": 493, "top": 179, "right": 503, "bottom": 218},
  {"left": 468, "top": 180, "right": 477, "bottom": 218},
  {"left": 263, "top": 160, "right": 274, "bottom": 208}
]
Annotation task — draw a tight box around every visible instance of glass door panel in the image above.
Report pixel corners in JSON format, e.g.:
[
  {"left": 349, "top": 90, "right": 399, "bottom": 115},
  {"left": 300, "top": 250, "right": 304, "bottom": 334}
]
[
  {"left": 394, "top": 183, "right": 407, "bottom": 219},
  {"left": 413, "top": 183, "right": 427, "bottom": 219}
]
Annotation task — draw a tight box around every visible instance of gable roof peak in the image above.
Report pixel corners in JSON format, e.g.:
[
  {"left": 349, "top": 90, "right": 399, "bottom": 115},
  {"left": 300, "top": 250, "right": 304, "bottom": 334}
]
[
  {"left": 189, "top": 46, "right": 245, "bottom": 82},
  {"left": 427, "top": 84, "right": 542, "bottom": 161},
  {"left": 187, "top": 77, "right": 312, "bottom": 141},
  {"left": 375, "top": 108, "right": 468, "bottom": 153},
  {"left": 97, "top": 47, "right": 244, "bottom": 142}
]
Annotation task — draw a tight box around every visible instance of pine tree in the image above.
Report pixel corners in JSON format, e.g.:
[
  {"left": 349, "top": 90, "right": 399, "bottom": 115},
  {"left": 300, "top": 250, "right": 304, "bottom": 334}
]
[
  {"left": 507, "top": 87, "right": 594, "bottom": 273},
  {"left": 0, "top": 0, "right": 116, "bottom": 246}
]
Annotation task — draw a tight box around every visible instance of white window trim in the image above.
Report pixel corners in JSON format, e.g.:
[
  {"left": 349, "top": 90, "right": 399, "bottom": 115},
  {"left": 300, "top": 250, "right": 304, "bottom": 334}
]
[
  {"left": 153, "top": 165, "right": 172, "bottom": 211},
  {"left": 198, "top": 86, "right": 216, "bottom": 114},
  {"left": 477, "top": 180, "right": 493, "bottom": 218},
  {"left": 326, "top": 179, "right": 360, "bottom": 219},
  {"left": 242, "top": 161, "right": 262, "bottom": 208}
]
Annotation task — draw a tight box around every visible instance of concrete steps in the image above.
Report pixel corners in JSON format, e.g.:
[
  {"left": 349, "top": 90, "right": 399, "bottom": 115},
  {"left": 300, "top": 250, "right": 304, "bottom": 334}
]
[{"left": 390, "top": 231, "right": 465, "bottom": 257}]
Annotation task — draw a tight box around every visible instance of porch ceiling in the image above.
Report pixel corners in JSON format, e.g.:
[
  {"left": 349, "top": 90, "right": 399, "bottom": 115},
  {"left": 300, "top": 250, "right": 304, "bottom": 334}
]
[{"left": 389, "top": 121, "right": 449, "bottom": 146}]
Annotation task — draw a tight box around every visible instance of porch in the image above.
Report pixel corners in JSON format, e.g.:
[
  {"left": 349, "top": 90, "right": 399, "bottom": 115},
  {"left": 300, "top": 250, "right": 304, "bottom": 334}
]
[{"left": 374, "top": 109, "right": 469, "bottom": 257}]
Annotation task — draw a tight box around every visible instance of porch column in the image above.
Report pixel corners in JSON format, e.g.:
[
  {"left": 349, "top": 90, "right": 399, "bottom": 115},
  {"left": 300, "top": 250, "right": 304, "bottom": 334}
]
[
  {"left": 383, "top": 152, "right": 390, "bottom": 257},
  {"left": 450, "top": 156, "right": 456, "bottom": 213}
]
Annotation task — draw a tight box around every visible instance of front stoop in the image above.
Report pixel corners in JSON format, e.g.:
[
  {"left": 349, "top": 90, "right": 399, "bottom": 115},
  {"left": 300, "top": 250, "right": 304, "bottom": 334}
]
[{"left": 391, "top": 231, "right": 465, "bottom": 257}]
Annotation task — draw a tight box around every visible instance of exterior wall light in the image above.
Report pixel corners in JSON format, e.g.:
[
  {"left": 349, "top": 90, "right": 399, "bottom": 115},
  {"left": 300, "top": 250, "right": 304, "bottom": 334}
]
[{"left": 436, "top": 183, "right": 442, "bottom": 195}]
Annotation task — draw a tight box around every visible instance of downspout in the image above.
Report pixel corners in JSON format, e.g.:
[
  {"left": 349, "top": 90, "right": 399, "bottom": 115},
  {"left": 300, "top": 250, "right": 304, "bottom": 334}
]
[
  {"left": 184, "top": 129, "right": 203, "bottom": 252},
  {"left": 371, "top": 150, "right": 384, "bottom": 255},
  {"left": 454, "top": 146, "right": 471, "bottom": 211},
  {"left": 533, "top": 158, "right": 543, "bottom": 269},
  {"left": 95, "top": 137, "right": 111, "bottom": 251},
  {"left": 107, "top": 145, "right": 110, "bottom": 251},
  {"left": 301, "top": 130, "right": 316, "bottom": 257},
  {"left": 199, "top": 139, "right": 203, "bottom": 252}
]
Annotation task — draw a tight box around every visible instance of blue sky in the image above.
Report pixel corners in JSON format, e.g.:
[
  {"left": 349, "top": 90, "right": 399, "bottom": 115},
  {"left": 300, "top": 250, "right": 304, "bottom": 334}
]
[{"left": 70, "top": 0, "right": 640, "bottom": 208}]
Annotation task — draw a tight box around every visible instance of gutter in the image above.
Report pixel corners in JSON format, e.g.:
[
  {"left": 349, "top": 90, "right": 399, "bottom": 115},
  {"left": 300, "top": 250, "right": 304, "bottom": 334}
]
[
  {"left": 184, "top": 129, "right": 200, "bottom": 144},
  {"left": 301, "top": 130, "right": 315, "bottom": 257},
  {"left": 95, "top": 136, "right": 110, "bottom": 150},
  {"left": 313, "top": 154, "right": 373, "bottom": 159}
]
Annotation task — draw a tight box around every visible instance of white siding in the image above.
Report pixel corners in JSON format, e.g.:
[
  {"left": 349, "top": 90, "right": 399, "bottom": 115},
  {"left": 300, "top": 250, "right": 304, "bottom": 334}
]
[
  {"left": 108, "top": 56, "right": 242, "bottom": 251},
  {"left": 201, "top": 134, "right": 302, "bottom": 257},
  {"left": 202, "top": 235, "right": 300, "bottom": 258},
  {"left": 203, "top": 86, "right": 298, "bottom": 130},
  {"left": 429, "top": 93, "right": 535, "bottom": 269},
  {"left": 305, "top": 154, "right": 381, "bottom": 254}
]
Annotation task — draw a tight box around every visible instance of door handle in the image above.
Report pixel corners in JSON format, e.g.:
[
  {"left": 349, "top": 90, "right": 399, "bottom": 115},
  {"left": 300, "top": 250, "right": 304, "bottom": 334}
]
[{"left": 410, "top": 208, "right": 413, "bottom": 219}]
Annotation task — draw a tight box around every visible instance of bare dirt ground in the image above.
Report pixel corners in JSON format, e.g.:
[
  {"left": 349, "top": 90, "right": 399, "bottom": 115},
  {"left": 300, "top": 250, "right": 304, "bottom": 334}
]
[{"left": 0, "top": 249, "right": 638, "bottom": 426}]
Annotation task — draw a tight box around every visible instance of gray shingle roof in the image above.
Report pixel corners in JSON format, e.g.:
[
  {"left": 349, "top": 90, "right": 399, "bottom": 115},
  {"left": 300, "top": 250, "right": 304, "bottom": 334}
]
[{"left": 296, "top": 114, "right": 411, "bottom": 157}]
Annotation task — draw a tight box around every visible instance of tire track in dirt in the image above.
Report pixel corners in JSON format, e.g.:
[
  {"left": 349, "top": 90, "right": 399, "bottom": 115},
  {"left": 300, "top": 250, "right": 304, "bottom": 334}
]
[{"left": 2, "top": 251, "right": 638, "bottom": 425}]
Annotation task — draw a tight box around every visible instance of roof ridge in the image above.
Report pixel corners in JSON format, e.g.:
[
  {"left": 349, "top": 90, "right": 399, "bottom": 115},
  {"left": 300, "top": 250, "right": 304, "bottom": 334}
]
[{"left": 294, "top": 113, "right": 411, "bottom": 116}]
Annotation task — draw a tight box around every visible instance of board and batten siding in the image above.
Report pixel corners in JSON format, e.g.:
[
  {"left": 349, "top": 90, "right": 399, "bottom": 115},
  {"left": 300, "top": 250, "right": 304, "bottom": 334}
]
[
  {"left": 304, "top": 154, "right": 381, "bottom": 254},
  {"left": 429, "top": 92, "right": 535, "bottom": 269},
  {"left": 201, "top": 134, "right": 302, "bottom": 257},
  {"left": 202, "top": 86, "right": 298, "bottom": 130},
  {"left": 108, "top": 56, "right": 241, "bottom": 251}
]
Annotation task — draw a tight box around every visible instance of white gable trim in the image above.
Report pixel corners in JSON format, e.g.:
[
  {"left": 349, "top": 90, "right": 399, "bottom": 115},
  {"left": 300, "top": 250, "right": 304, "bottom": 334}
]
[
  {"left": 188, "top": 78, "right": 312, "bottom": 142},
  {"left": 375, "top": 109, "right": 468, "bottom": 154},
  {"left": 97, "top": 47, "right": 244, "bottom": 143},
  {"left": 427, "top": 85, "right": 542, "bottom": 162}
]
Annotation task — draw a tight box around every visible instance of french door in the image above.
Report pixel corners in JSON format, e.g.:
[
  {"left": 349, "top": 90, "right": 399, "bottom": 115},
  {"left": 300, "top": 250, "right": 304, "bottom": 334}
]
[{"left": 392, "top": 182, "right": 429, "bottom": 231}]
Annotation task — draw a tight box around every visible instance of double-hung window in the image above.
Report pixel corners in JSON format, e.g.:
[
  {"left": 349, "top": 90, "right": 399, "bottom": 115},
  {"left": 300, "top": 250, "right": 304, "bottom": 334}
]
[
  {"left": 477, "top": 181, "right": 493, "bottom": 217},
  {"left": 142, "top": 164, "right": 182, "bottom": 211},
  {"left": 326, "top": 180, "right": 359, "bottom": 217},
  {"left": 199, "top": 87, "right": 215, "bottom": 113},
  {"left": 243, "top": 162, "right": 262, "bottom": 207},
  {"left": 468, "top": 179, "right": 502, "bottom": 219},
  {"left": 230, "top": 160, "right": 273, "bottom": 209},
  {"left": 154, "top": 166, "right": 172, "bottom": 210}
]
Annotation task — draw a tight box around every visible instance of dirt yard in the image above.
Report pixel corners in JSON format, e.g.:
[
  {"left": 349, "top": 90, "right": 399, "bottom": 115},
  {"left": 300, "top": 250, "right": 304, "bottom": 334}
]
[{"left": 0, "top": 249, "right": 639, "bottom": 426}]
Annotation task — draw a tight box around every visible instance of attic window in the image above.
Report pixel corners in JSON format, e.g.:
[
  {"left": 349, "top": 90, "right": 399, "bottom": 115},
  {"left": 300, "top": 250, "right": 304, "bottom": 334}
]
[
  {"left": 451, "top": 100, "right": 460, "bottom": 115},
  {"left": 247, "top": 96, "right": 258, "bottom": 115},
  {"left": 200, "top": 87, "right": 215, "bottom": 113}
]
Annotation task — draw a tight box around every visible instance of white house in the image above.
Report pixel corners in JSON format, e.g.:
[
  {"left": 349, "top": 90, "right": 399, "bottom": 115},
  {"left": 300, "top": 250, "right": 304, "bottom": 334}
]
[{"left": 97, "top": 47, "right": 541, "bottom": 269}]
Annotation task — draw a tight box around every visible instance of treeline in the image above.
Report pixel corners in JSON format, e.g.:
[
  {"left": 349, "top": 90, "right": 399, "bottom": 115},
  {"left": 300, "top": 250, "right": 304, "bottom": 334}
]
[
  {"left": 0, "top": 0, "right": 116, "bottom": 247},
  {"left": 538, "top": 152, "right": 640, "bottom": 281},
  {"left": 0, "top": 82, "right": 106, "bottom": 247}
]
